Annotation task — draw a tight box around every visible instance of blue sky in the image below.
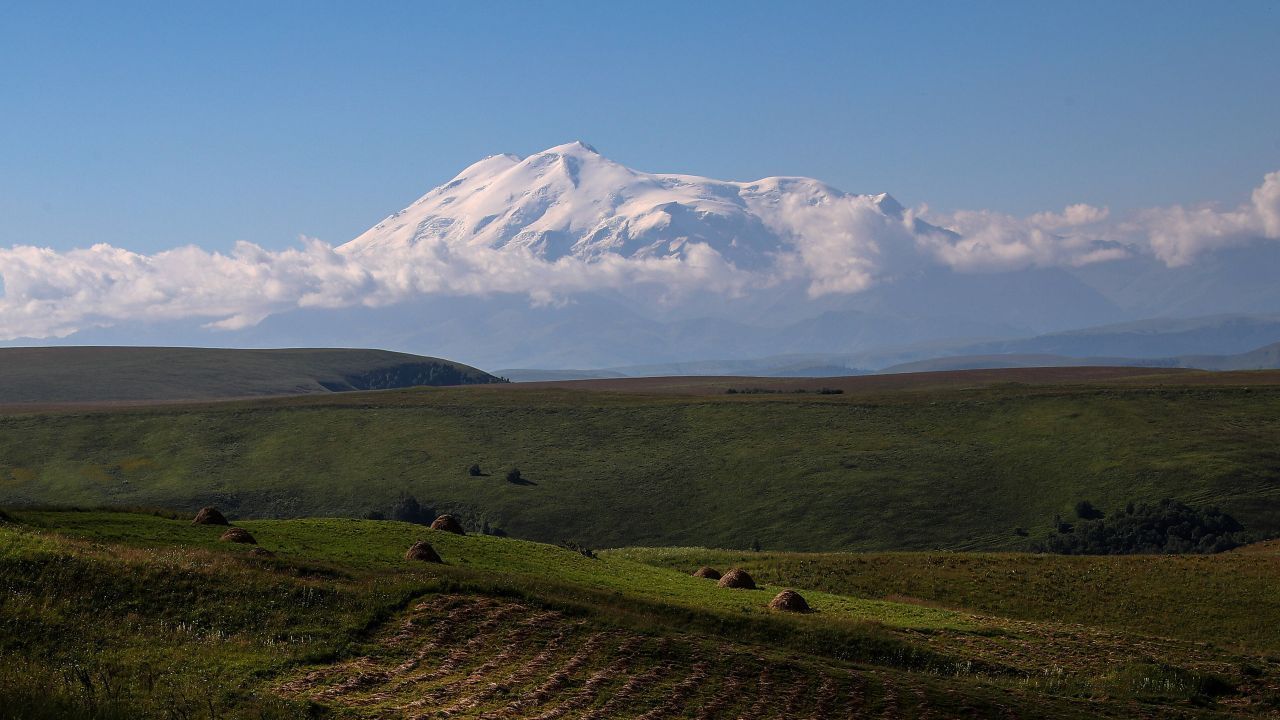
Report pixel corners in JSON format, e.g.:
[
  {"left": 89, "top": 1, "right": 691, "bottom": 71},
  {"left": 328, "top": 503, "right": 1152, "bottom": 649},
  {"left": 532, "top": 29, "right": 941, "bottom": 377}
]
[{"left": 2, "top": 0, "right": 1278, "bottom": 253}]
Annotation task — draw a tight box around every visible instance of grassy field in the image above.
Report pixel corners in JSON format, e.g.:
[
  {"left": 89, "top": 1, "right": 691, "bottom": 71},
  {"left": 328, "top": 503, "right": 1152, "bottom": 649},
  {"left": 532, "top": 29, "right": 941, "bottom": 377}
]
[
  {"left": 613, "top": 546, "right": 1280, "bottom": 654},
  {"left": 1, "top": 368, "right": 1278, "bottom": 551},
  {"left": 4, "top": 509, "right": 1279, "bottom": 718},
  {"left": 0, "top": 347, "right": 501, "bottom": 404}
]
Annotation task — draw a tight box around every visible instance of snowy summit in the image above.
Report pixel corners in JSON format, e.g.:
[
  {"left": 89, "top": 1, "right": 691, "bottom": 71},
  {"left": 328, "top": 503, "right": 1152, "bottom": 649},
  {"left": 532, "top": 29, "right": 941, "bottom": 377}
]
[{"left": 342, "top": 141, "right": 918, "bottom": 269}]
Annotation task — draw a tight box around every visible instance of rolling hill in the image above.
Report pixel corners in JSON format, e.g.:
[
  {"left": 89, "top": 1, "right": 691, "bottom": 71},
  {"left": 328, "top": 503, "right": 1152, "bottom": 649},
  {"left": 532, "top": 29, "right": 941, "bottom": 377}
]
[
  {"left": 0, "top": 347, "right": 502, "bottom": 403},
  {"left": 3, "top": 510, "right": 1279, "bottom": 718},
  {"left": 1, "top": 367, "right": 1277, "bottom": 552}
]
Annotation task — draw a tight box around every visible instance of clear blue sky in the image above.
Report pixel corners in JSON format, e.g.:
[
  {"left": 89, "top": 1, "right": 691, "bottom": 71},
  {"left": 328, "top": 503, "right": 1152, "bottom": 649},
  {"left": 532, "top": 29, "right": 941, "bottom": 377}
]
[{"left": 2, "top": 0, "right": 1278, "bottom": 253}]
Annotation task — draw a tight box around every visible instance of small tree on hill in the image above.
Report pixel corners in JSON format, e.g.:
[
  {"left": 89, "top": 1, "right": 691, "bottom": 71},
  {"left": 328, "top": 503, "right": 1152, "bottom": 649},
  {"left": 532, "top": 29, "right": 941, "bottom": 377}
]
[
  {"left": 506, "top": 468, "right": 523, "bottom": 484},
  {"left": 468, "top": 464, "right": 483, "bottom": 477},
  {"left": 1075, "top": 500, "right": 1104, "bottom": 520},
  {"left": 390, "top": 493, "right": 433, "bottom": 524}
]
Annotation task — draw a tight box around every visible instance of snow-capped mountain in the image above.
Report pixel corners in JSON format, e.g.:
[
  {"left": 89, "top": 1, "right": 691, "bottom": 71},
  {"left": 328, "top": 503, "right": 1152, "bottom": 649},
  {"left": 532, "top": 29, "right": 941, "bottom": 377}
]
[
  {"left": 341, "top": 140, "right": 926, "bottom": 270},
  {"left": 5, "top": 141, "right": 1278, "bottom": 371}
]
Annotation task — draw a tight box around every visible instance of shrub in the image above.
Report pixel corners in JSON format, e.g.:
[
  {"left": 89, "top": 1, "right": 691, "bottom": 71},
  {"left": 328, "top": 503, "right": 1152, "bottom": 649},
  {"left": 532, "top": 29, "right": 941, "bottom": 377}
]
[
  {"left": 468, "top": 464, "right": 483, "bottom": 477},
  {"left": 505, "top": 468, "right": 523, "bottom": 484},
  {"left": 559, "top": 540, "right": 596, "bottom": 559}
]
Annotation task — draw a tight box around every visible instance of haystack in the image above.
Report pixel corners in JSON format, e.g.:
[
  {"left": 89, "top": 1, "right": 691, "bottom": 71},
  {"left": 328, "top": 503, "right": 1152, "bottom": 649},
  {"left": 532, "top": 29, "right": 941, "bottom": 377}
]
[
  {"left": 404, "top": 540, "right": 443, "bottom": 563},
  {"left": 717, "top": 568, "right": 755, "bottom": 589},
  {"left": 430, "top": 514, "right": 466, "bottom": 535},
  {"left": 768, "top": 589, "right": 811, "bottom": 613},
  {"left": 192, "top": 506, "right": 229, "bottom": 525},
  {"left": 247, "top": 547, "right": 275, "bottom": 558},
  {"left": 219, "top": 527, "right": 257, "bottom": 544},
  {"left": 692, "top": 566, "right": 721, "bottom": 580}
]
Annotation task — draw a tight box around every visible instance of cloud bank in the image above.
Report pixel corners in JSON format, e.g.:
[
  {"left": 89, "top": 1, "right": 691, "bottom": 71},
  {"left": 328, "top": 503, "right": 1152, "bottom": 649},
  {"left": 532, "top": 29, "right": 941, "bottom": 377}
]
[{"left": 1, "top": 171, "right": 1278, "bottom": 341}]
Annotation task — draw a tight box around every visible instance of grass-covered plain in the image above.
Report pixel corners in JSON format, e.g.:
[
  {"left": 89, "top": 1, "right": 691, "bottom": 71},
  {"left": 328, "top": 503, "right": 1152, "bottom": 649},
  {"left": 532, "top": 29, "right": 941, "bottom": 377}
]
[
  {"left": 1, "top": 369, "right": 1278, "bottom": 552},
  {"left": 5, "top": 509, "right": 1280, "bottom": 718}
]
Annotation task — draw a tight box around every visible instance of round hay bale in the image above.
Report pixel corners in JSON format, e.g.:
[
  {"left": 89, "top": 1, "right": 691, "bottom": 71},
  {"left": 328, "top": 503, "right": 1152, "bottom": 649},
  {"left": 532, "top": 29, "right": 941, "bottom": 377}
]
[
  {"left": 768, "top": 589, "right": 811, "bottom": 613},
  {"left": 404, "top": 540, "right": 443, "bottom": 563},
  {"left": 430, "top": 514, "right": 466, "bottom": 535},
  {"left": 219, "top": 527, "right": 257, "bottom": 544},
  {"left": 192, "top": 506, "right": 229, "bottom": 526},
  {"left": 717, "top": 568, "right": 756, "bottom": 589},
  {"left": 692, "top": 566, "right": 721, "bottom": 580},
  {"left": 247, "top": 547, "right": 275, "bottom": 558}
]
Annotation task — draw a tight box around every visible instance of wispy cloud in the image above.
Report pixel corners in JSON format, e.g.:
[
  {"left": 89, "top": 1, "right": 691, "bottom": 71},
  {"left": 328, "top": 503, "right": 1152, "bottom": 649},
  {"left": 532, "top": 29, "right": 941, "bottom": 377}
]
[{"left": 1, "top": 171, "right": 1277, "bottom": 340}]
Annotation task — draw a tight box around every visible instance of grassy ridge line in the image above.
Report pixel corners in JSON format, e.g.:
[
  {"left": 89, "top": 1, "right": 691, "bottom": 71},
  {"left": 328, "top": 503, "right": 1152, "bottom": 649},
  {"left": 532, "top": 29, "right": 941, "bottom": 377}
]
[
  {"left": 10, "top": 511, "right": 975, "bottom": 633},
  {"left": 1, "top": 375, "right": 1278, "bottom": 552},
  {"left": 0, "top": 346, "right": 502, "bottom": 404}
]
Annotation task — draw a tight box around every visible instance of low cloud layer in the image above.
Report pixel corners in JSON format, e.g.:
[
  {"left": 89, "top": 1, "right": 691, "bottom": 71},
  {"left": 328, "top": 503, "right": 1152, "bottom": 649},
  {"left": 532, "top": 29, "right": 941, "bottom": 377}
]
[
  {"left": 1, "top": 171, "right": 1278, "bottom": 340},
  {"left": 921, "top": 171, "right": 1280, "bottom": 271}
]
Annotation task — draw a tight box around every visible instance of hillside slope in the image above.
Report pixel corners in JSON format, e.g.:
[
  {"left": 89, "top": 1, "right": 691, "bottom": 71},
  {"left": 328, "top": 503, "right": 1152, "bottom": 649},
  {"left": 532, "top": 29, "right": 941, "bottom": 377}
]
[
  {"left": 0, "top": 347, "right": 502, "bottom": 403},
  {"left": 3, "top": 510, "right": 1278, "bottom": 718},
  {"left": 1, "top": 368, "right": 1277, "bottom": 551}
]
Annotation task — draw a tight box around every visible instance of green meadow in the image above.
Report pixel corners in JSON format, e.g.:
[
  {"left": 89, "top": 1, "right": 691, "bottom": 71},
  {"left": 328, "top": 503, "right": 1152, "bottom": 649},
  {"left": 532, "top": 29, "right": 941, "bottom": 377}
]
[{"left": 1, "top": 370, "right": 1279, "bottom": 552}]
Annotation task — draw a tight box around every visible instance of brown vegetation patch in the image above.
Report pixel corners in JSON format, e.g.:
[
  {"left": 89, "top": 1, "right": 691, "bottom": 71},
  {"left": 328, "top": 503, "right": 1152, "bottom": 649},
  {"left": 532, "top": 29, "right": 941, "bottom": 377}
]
[
  {"left": 692, "top": 566, "right": 721, "bottom": 580},
  {"left": 191, "top": 506, "right": 229, "bottom": 525},
  {"left": 717, "top": 568, "right": 755, "bottom": 589},
  {"left": 219, "top": 527, "right": 256, "bottom": 544},
  {"left": 405, "top": 540, "right": 443, "bottom": 563},
  {"left": 247, "top": 547, "right": 275, "bottom": 558},
  {"left": 430, "top": 514, "right": 466, "bottom": 535},
  {"left": 768, "top": 589, "right": 811, "bottom": 613}
]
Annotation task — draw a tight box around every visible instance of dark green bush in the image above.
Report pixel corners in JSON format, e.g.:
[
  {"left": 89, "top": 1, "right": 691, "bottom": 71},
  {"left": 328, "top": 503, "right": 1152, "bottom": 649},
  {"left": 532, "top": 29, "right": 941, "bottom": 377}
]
[{"left": 1037, "top": 499, "right": 1248, "bottom": 555}]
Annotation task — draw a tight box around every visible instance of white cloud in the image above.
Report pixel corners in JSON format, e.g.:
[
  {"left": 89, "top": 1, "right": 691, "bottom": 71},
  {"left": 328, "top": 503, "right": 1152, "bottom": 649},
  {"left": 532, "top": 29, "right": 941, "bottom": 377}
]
[
  {"left": 763, "top": 193, "right": 911, "bottom": 297},
  {"left": 1126, "top": 170, "right": 1280, "bottom": 266},
  {"left": 916, "top": 171, "right": 1280, "bottom": 270},
  {"left": 2, "top": 171, "right": 1278, "bottom": 340},
  {"left": 917, "top": 202, "right": 1130, "bottom": 272},
  {"left": 0, "top": 234, "right": 754, "bottom": 340}
]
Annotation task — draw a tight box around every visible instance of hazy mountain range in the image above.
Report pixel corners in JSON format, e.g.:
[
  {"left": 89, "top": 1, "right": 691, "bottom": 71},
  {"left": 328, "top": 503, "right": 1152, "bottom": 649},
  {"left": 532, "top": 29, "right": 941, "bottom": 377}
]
[{"left": 4, "top": 142, "right": 1279, "bottom": 372}]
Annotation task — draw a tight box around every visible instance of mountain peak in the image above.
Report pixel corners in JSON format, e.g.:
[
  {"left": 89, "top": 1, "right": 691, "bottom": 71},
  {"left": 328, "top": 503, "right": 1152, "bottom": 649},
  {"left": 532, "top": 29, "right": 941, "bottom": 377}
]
[
  {"left": 543, "top": 140, "right": 601, "bottom": 156},
  {"left": 872, "top": 192, "right": 905, "bottom": 216},
  {"left": 342, "top": 146, "right": 923, "bottom": 266}
]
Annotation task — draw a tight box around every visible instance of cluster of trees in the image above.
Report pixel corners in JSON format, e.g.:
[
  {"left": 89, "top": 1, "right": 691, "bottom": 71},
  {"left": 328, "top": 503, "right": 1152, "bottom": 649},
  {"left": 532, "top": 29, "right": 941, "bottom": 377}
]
[
  {"left": 365, "top": 493, "right": 438, "bottom": 524},
  {"left": 366, "top": 492, "right": 508, "bottom": 536},
  {"left": 1036, "top": 499, "right": 1249, "bottom": 555}
]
